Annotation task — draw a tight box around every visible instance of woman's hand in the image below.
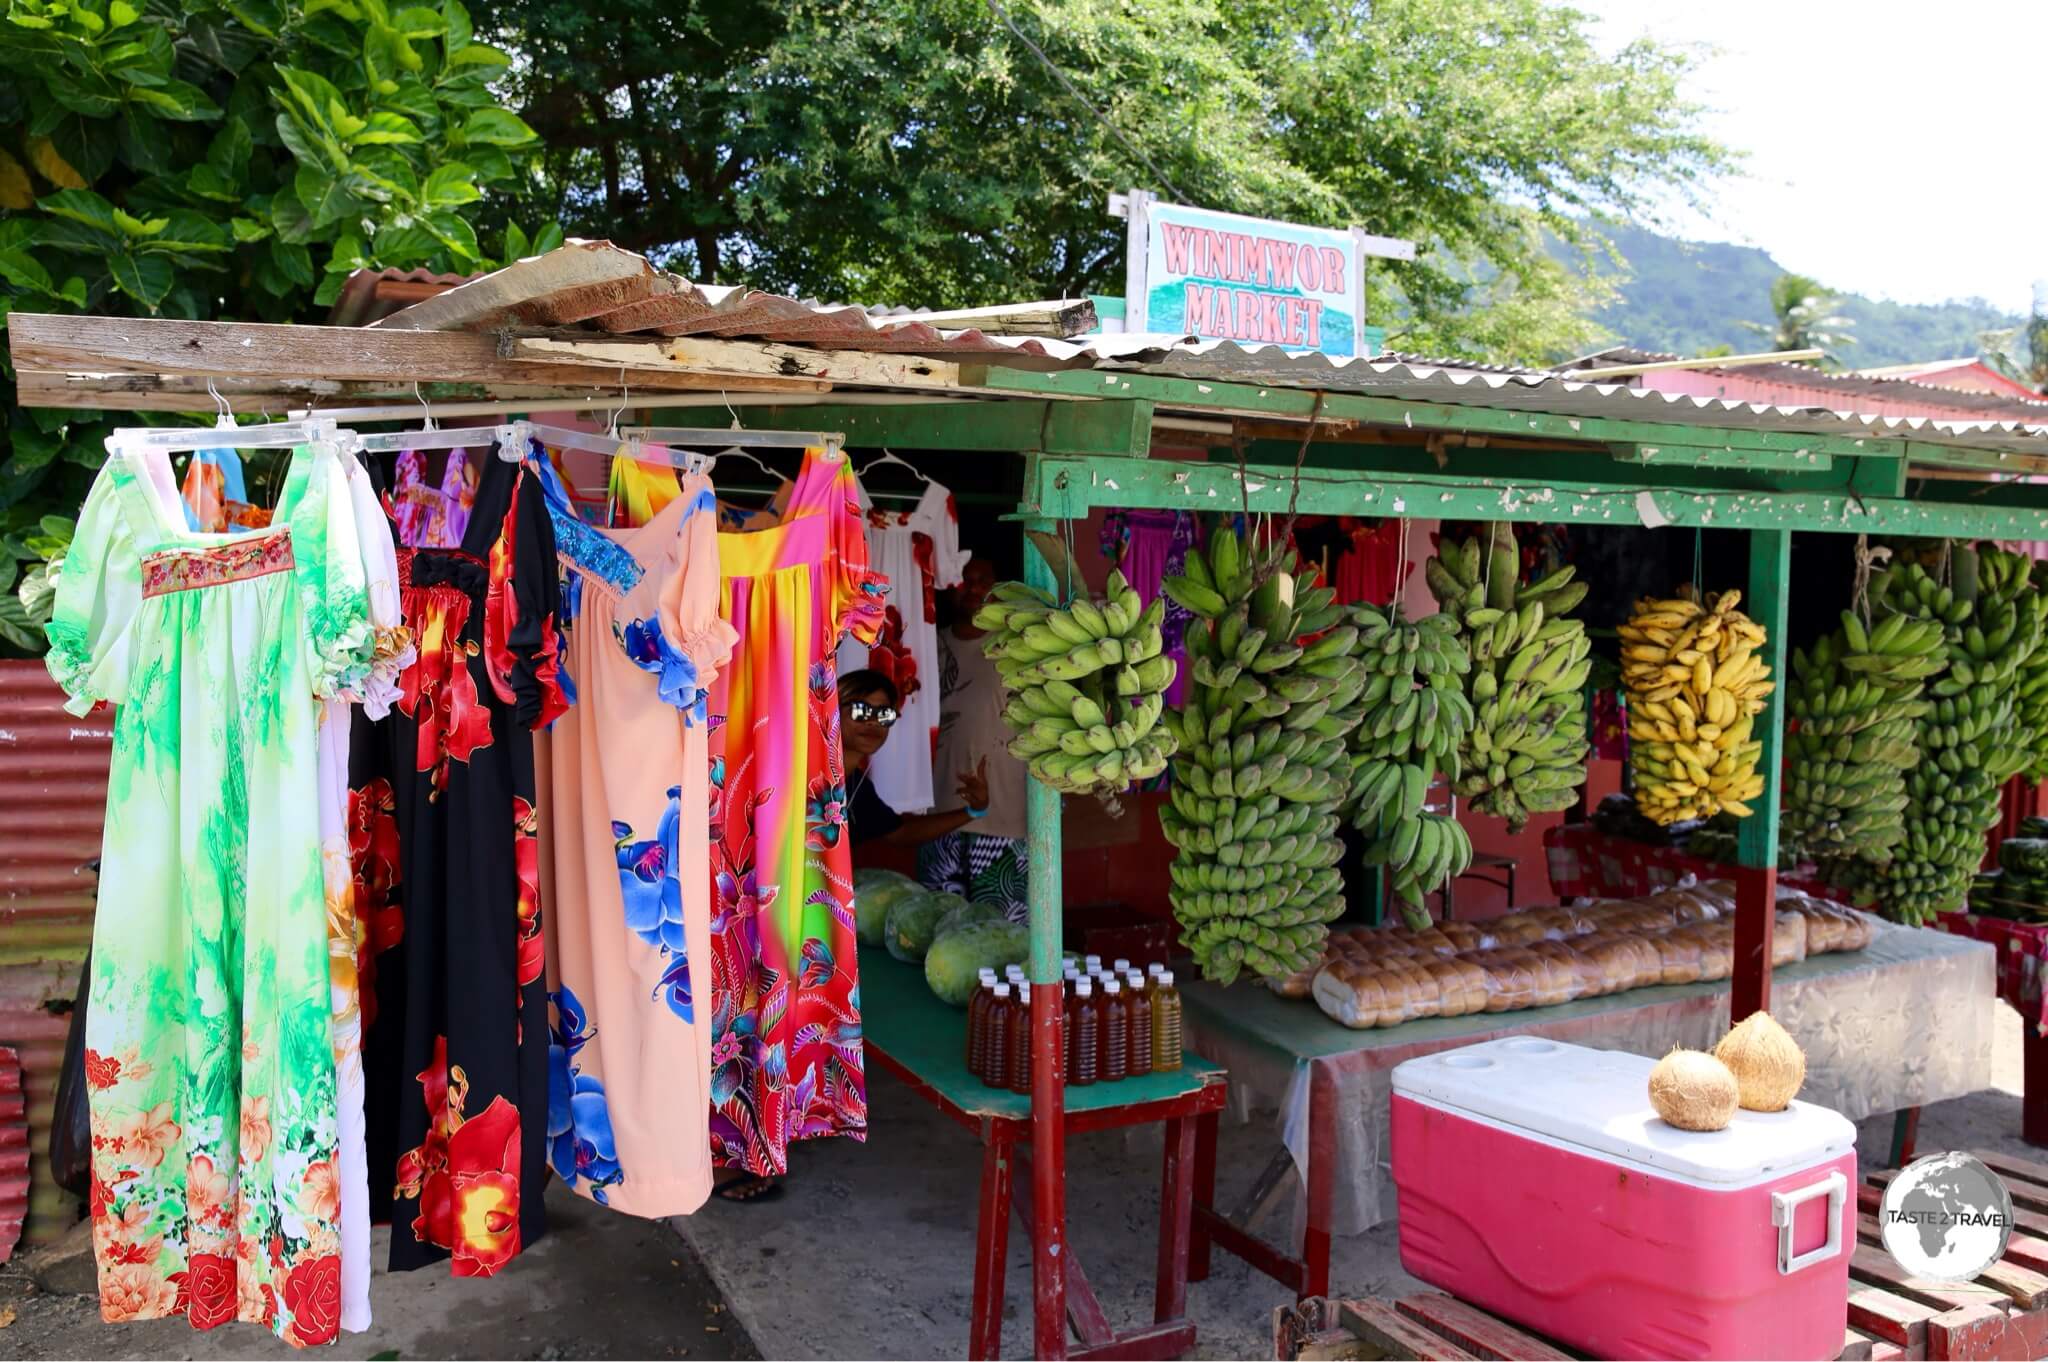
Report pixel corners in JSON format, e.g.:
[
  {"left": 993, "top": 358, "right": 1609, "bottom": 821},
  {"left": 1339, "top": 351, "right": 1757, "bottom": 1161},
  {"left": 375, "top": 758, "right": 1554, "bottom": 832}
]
[{"left": 957, "top": 757, "right": 990, "bottom": 812}]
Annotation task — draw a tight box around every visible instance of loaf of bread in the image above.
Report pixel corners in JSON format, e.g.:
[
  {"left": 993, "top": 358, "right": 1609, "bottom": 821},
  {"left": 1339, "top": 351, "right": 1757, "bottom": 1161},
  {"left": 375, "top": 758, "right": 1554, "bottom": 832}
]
[
  {"left": 1421, "top": 956, "right": 1491, "bottom": 1018},
  {"left": 1667, "top": 921, "right": 1732, "bottom": 981},
  {"left": 1641, "top": 930, "right": 1703, "bottom": 985},
  {"left": 1773, "top": 909, "right": 1808, "bottom": 966},
  {"left": 1528, "top": 939, "right": 1603, "bottom": 1000},
  {"left": 1310, "top": 957, "right": 1387, "bottom": 1028},
  {"left": 1437, "top": 920, "right": 1498, "bottom": 955},
  {"left": 1486, "top": 913, "right": 1553, "bottom": 949}
]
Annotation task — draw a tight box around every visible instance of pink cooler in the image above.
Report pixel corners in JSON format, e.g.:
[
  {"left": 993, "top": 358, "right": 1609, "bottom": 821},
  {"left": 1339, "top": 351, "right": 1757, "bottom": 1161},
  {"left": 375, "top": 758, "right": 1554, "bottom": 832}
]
[{"left": 1391, "top": 1037, "right": 1854, "bottom": 1361}]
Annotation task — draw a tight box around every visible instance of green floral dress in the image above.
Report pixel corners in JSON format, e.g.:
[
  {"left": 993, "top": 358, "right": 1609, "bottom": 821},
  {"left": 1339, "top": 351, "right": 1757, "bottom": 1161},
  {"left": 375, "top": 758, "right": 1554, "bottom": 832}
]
[{"left": 46, "top": 442, "right": 371, "bottom": 1347}]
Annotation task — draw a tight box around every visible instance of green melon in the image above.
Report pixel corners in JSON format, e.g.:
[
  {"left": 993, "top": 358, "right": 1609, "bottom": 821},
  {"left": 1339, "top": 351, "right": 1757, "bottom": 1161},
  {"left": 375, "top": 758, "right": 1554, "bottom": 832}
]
[
  {"left": 925, "top": 919, "right": 1032, "bottom": 1006},
  {"left": 886, "top": 890, "right": 951, "bottom": 964},
  {"left": 934, "top": 897, "right": 1003, "bottom": 938},
  {"left": 854, "top": 869, "right": 923, "bottom": 946}
]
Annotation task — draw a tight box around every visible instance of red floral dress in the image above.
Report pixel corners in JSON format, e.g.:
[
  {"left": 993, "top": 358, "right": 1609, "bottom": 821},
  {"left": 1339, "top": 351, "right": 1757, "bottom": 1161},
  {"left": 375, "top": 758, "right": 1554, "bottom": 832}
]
[{"left": 350, "top": 450, "right": 566, "bottom": 1276}]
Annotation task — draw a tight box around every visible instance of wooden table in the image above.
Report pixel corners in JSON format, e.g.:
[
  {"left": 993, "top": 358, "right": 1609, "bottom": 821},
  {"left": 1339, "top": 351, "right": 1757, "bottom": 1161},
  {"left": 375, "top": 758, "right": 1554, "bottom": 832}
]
[
  {"left": 1270, "top": 1151, "right": 2048, "bottom": 1360},
  {"left": 858, "top": 948, "right": 1228, "bottom": 1360}
]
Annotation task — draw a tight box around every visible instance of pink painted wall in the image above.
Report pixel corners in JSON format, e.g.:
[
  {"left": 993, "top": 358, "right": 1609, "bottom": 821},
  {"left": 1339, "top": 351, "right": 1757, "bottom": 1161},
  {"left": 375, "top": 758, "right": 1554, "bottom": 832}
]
[{"left": 1632, "top": 367, "right": 2032, "bottom": 421}]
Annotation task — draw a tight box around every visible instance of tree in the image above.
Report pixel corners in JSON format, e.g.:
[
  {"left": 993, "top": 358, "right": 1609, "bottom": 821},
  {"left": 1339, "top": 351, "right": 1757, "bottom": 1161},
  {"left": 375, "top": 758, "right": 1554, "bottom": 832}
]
[
  {"left": 481, "top": 0, "right": 1725, "bottom": 357},
  {"left": 1745, "top": 272, "right": 1857, "bottom": 366},
  {"left": 0, "top": 0, "right": 554, "bottom": 651}
]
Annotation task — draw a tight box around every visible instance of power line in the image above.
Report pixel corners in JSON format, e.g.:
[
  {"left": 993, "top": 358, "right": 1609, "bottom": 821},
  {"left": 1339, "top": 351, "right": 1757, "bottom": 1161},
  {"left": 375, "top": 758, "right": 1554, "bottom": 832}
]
[{"left": 983, "top": 0, "right": 1189, "bottom": 204}]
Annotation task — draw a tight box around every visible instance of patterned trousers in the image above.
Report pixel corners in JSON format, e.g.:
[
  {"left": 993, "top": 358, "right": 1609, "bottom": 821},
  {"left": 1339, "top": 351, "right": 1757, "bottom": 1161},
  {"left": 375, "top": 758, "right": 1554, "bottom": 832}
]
[{"left": 918, "top": 832, "right": 1030, "bottom": 923}]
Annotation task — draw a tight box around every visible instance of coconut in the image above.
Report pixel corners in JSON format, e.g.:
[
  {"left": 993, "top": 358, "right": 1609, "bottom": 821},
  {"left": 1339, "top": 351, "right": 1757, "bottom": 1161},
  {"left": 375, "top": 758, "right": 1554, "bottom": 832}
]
[
  {"left": 1648, "top": 1049, "right": 1740, "bottom": 1132},
  {"left": 1714, "top": 1011, "right": 1806, "bottom": 1112}
]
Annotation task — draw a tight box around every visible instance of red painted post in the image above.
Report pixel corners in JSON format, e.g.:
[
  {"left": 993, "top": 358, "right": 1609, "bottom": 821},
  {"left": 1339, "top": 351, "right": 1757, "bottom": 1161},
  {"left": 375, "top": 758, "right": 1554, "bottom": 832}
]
[
  {"left": 2026, "top": 1020, "right": 2048, "bottom": 1149},
  {"left": 1155, "top": 1115, "right": 1195, "bottom": 1323},
  {"left": 1188, "top": 1110, "right": 1218, "bottom": 1282},
  {"left": 1731, "top": 863, "right": 1777, "bottom": 1022},
  {"left": 971, "top": 1133, "right": 1014, "bottom": 1361},
  {"left": 1031, "top": 981, "right": 1067, "bottom": 1359},
  {"left": 1303, "top": 1066, "right": 1336, "bottom": 1301}
]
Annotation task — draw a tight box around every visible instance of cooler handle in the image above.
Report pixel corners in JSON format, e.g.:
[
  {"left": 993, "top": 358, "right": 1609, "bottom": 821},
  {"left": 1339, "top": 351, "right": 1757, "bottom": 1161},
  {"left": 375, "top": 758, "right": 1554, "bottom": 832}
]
[{"left": 1772, "top": 1171, "right": 1847, "bottom": 1275}]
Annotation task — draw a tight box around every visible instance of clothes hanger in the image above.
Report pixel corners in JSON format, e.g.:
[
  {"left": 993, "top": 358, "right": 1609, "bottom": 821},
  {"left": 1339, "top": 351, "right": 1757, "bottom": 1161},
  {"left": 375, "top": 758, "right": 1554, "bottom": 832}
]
[
  {"left": 355, "top": 387, "right": 509, "bottom": 454},
  {"left": 857, "top": 447, "right": 932, "bottom": 484}
]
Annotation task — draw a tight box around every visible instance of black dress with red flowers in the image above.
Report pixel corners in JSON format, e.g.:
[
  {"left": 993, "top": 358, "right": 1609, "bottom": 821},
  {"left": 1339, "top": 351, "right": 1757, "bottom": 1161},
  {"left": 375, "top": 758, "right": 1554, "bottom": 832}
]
[{"left": 349, "top": 451, "right": 569, "bottom": 1277}]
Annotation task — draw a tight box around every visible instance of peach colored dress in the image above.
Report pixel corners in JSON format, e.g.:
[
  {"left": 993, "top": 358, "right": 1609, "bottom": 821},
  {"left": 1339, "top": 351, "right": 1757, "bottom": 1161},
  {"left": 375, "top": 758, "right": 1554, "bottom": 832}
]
[{"left": 533, "top": 459, "right": 736, "bottom": 1216}]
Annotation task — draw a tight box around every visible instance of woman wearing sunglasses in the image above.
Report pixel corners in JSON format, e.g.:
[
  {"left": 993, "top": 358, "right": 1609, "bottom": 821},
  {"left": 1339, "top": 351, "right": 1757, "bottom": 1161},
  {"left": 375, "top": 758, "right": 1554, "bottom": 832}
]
[{"left": 839, "top": 669, "right": 990, "bottom": 850}]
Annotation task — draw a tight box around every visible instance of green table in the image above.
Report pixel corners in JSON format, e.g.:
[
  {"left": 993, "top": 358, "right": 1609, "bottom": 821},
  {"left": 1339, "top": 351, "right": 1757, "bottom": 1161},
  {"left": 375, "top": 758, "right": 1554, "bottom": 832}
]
[{"left": 858, "top": 947, "right": 1228, "bottom": 1360}]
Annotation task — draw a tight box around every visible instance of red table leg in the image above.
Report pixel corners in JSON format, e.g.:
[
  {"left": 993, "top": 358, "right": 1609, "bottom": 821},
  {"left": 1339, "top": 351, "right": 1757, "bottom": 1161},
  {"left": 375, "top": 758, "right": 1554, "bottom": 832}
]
[
  {"left": 1189, "top": 1109, "right": 1218, "bottom": 1282},
  {"left": 971, "top": 1130, "right": 1014, "bottom": 1361},
  {"left": 2026, "top": 1017, "right": 2048, "bottom": 1150},
  {"left": 1303, "top": 1065, "right": 1336, "bottom": 1301},
  {"left": 1155, "top": 1115, "right": 1196, "bottom": 1323}
]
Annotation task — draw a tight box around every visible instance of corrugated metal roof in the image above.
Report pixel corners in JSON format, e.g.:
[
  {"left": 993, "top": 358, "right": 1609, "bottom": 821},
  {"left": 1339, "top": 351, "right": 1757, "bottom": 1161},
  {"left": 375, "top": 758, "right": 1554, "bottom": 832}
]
[
  {"left": 364, "top": 242, "right": 2048, "bottom": 456},
  {"left": 1564, "top": 345, "right": 2048, "bottom": 422}
]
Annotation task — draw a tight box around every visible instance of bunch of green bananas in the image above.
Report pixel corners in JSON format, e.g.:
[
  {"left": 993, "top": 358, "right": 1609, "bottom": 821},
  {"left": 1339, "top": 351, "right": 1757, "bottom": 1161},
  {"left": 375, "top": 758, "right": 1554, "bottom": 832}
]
[
  {"left": 1862, "top": 549, "right": 2042, "bottom": 924},
  {"left": 1345, "top": 605, "right": 1474, "bottom": 928},
  {"left": 2022, "top": 559, "right": 2048, "bottom": 784},
  {"left": 1780, "top": 607, "right": 1938, "bottom": 886},
  {"left": 972, "top": 570, "right": 1178, "bottom": 795},
  {"left": 1157, "top": 526, "right": 1362, "bottom": 984},
  {"left": 1424, "top": 522, "right": 1593, "bottom": 830}
]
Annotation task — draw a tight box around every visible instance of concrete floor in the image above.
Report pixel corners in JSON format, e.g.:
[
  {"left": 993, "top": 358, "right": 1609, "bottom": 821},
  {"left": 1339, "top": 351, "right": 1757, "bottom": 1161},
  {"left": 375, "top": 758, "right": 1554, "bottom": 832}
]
[
  {"left": 669, "top": 1001, "right": 2034, "bottom": 1361},
  {"left": 0, "top": 1004, "right": 2029, "bottom": 1360}
]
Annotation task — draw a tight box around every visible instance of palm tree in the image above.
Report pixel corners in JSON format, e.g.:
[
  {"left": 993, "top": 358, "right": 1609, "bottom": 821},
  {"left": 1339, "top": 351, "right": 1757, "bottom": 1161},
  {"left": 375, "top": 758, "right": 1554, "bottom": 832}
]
[{"left": 1743, "top": 273, "right": 1856, "bottom": 367}]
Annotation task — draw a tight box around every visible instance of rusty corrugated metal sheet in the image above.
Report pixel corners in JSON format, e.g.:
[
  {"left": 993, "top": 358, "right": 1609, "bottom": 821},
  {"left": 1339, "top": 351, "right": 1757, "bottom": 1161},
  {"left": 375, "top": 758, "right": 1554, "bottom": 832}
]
[
  {"left": 0, "top": 1045, "right": 27, "bottom": 1260},
  {"left": 0, "top": 659, "right": 104, "bottom": 1247}
]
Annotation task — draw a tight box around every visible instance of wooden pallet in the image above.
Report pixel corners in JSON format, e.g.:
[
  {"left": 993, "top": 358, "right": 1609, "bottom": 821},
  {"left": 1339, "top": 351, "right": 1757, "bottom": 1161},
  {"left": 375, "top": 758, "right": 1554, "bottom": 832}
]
[{"left": 1273, "top": 1151, "right": 2048, "bottom": 1361}]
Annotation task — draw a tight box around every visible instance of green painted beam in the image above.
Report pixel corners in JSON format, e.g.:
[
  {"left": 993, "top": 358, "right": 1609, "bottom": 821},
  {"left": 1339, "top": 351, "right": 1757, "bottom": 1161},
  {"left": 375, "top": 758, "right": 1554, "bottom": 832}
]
[
  {"left": 1023, "top": 453, "right": 2048, "bottom": 540},
  {"left": 1235, "top": 439, "right": 1856, "bottom": 497},
  {"left": 1611, "top": 442, "right": 1834, "bottom": 474},
  {"left": 1904, "top": 441, "right": 2048, "bottom": 478},
  {"left": 1737, "top": 529, "right": 1790, "bottom": 871},
  {"left": 733, "top": 400, "right": 1153, "bottom": 455},
  {"left": 964, "top": 363, "right": 1916, "bottom": 463}
]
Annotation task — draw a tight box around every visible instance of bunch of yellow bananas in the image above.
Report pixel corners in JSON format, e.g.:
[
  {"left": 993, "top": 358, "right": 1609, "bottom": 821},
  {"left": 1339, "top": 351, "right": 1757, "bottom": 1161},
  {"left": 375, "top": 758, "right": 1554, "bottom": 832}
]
[{"left": 1620, "top": 587, "right": 1775, "bottom": 824}]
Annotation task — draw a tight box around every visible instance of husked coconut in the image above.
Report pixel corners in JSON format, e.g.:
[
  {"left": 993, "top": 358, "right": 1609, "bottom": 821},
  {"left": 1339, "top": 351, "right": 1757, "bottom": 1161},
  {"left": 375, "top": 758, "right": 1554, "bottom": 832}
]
[
  {"left": 1714, "top": 1011, "right": 1806, "bottom": 1112},
  {"left": 1648, "top": 1049, "right": 1739, "bottom": 1132}
]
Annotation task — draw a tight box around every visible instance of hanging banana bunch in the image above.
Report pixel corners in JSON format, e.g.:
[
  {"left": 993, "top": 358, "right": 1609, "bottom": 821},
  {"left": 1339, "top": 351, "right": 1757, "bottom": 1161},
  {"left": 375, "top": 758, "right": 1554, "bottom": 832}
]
[
  {"left": 1780, "top": 606, "right": 1937, "bottom": 892},
  {"left": 1619, "top": 588, "right": 1774, "bottom": 824},
  {"left": 1981, "top": 547, "right": 2048, "bottom": 784},
  {"left": 1345, "top": 605, "right": 1474, "bottom": 927},
  {"left": 974, "top": 570, "right": 1178, "bottom": 796},
  {"left": 1423, "top": 523, "right": 1593, "bottom": 830},
  {"left": 1157, "top": 526, "right": 1363, "bottom": 984},
  {"left": 1862, "top": 547, "right": 2041, "bottom": 924}
]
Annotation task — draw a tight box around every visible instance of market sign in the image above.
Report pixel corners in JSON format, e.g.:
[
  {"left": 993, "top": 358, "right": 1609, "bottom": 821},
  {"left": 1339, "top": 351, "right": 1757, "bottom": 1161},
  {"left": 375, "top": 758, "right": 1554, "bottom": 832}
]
[{"left": 1109, "top": 191, "right": 1414, "bottom": 358}]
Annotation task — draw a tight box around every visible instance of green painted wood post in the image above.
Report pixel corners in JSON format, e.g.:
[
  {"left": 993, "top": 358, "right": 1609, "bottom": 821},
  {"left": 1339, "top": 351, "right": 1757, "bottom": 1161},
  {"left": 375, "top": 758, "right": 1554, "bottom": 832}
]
[
  {"left": 1020, "top": 515, "right": 1068, "bottom": 1359},
  {"left": 1732, "top": 529, "right": 1791, "bottom": 1021}
]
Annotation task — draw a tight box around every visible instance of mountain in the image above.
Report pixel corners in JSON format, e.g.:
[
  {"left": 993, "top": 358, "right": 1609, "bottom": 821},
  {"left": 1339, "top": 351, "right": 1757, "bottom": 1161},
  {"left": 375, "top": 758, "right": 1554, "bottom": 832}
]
[{"left": 1583, "top": 223, "right": 2028, "bottom": 369}]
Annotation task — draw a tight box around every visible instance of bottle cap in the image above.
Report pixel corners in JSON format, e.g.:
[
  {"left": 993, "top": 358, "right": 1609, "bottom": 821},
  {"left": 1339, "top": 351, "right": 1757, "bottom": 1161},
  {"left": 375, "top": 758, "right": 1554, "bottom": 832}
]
[
  {"left": 993, "top": 983, "right": 1011, "bottom": 997},
  {"left": 1075, "top": 977, "right": 1092, "bottom": 996},
  {"left": 1103, "top": 977, "right": 1120, "bottom": 994},
  {"left": 1018, "top": 982, "right": 1031, "bottom": 1001},
  {"left": 1063, "top": 967, "right": 1081, "bottom": 981},
  {"left": 1158, "top": 971, "right": 1174, "bottom": 986},
  {"left": 1127, "top": 971, "right": 1146, "bottom": 988},
  {"left": 1084, "top": 954, "right": 1102, "bottom": 969},
  {"left": 1005, "top": 964, "right": 1025, "bottom": 982},
  {"left": 980, "top": 967, "right": 998, "bottom": 982},
  {"left": 1113, "top": 958, "right": 1131, "bottom": 972},
  {"left": 1148, "top": 962, "right": 1166, "bottom": 977},
  {"left": 1061, "top": 954, "right": 1077, "bottom": 969}
]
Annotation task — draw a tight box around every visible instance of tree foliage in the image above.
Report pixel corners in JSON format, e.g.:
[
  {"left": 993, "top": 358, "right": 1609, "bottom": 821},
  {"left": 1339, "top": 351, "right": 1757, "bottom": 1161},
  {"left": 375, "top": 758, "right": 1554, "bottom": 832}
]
[
  {"left": 483, "top": 0, "right": 1725, "bottom": 358},
  {"left": 0, "top": 0, "right": 553, "bottom": 649},
  {"left": 1744, "top": 272, "right": 1856, "bottom": 367}
]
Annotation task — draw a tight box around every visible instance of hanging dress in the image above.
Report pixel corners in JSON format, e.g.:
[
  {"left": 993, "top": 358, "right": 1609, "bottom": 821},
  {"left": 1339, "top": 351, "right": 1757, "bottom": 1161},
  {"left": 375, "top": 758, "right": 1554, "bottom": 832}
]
[
  {"left": 45, "top": 441, "right": 371, "bottom": 1347},
  {"left": 708, "top": 448, "right": 885, "bottom": 1176},
  {"left": 834, "top": 478, "right": 965, "bottom": 814},
  {"left": 350, "top": 447, "right": 568, "bottom": 1278},
  {"left": 533, "top": 457, "right": 736, "bottom": 1215},
  {"left": 1100, "top": 509, "right": 1196, "bottom": 709}
]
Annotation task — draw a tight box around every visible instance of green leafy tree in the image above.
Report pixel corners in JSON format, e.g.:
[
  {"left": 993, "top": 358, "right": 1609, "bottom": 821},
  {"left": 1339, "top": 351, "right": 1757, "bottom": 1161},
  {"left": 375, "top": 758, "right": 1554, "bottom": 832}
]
[
  {"left": 1744, "top": 272, "right": 1857, "bottom": 366},
  {"left": 0, "top": 0, "right": 554, "bottom": 650},
  {"left": 482, "top": 0, "right": 1724, "bottom": 358}
]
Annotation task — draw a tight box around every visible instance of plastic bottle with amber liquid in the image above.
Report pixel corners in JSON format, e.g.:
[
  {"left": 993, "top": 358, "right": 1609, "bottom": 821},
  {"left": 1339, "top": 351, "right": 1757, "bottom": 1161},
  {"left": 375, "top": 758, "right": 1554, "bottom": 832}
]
[
  {"left": 982, "top": 983, "right": 1013, "bottom": 1089},
  {"left": 1007, "top": 982, "right": 1034, "bottom": 1094},
  {"left": 1066, "top": 977, "right": 1098, "bottom": 1087},
  {"left": 1123, "top": 970, "right": 1153, "bottom": 1078},
  {"left": 1151, "top": 971, "right": 1183, "bottom": 1072},
  {"left": 1099, "top": 976, "right": 1128, "bottom": 1082},
  {"left": 966, "top": 968, "right": 999, "bottom": 1077}
]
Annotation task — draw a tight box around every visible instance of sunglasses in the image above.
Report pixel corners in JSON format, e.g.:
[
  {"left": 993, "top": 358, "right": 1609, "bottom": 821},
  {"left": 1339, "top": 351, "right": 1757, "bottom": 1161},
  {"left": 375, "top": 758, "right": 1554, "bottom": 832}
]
[{"left": 846, "top": 700, "right": 899, "bottom": 727}]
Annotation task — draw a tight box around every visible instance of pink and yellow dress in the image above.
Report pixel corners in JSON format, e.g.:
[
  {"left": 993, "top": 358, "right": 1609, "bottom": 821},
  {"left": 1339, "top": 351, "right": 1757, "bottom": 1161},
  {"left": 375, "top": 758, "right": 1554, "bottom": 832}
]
[
  {"left": 707, "top": 448, "right": 885, "bottom": 1176},
  {"left": 533, "top": 457, "right": 736, "bottom": 1215}
]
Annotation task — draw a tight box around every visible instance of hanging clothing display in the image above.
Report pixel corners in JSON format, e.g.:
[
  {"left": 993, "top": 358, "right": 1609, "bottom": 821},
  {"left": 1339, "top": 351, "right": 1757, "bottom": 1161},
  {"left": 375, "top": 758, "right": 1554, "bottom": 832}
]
[
  {"left": 350, "top": 448, "right": 567, "bottom": 1278},
  {"left": 1099, "top": 509, "right": 1195, "bottom": 708},
  {"left": 708, "top": 448, "right": 885, "bottom": 1176},
  {"left": 533, "top": 454, "right": 737, "bottom": 1216},
  {"left": 606, "top": 455, "right": 682, "bottom": 530},
  {"left": 46, "top": 441, "right": 371, "bottom": 1346},
  {"left": 178, "top": 447, "right": 273, "bottom": 533},
  {"left": 835, "top": 478, "right": 965, "bottom": 813},
  {"left": 391, "top": 446, "right": 479, "bottom": 549}
]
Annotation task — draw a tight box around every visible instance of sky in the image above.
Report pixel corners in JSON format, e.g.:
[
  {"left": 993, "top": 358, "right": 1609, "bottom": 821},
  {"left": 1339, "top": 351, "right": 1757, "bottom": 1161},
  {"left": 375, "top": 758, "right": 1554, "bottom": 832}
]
[{"left": 1575, "top": 0, "right": 2048, "bottom": 315}]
